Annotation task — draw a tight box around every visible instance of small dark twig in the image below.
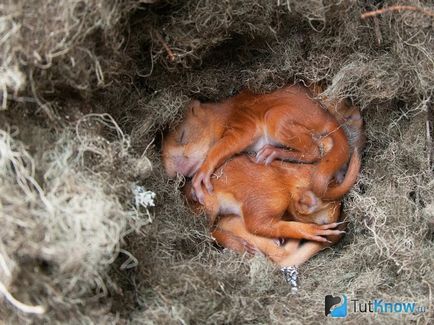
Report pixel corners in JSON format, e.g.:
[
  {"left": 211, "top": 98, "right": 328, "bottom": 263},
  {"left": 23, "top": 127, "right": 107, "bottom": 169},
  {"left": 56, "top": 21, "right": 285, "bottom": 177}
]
[
  {"left": 361, "top": 5, "right": 434, "bottom": 19},
  {"left": 154, "top": 31, "right": 176, "bottom": 62},
  {"left": 427, "top": 102, "right": 434, "bottom": 172}
]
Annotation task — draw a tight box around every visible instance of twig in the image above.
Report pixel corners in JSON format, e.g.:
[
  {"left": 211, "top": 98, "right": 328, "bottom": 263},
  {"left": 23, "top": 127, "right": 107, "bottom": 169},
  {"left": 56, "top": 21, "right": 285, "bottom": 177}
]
[
  {"left": 427, "top": 101, "right": 433, "bottom": 172},
  {"left": 154, "top": 31, "right": 176, "bottom": 62},
  {"left": 373, "top": 16, "right": 382, "bottom": 46},
  {"left": 361, "top": 5, "right": 434, "bottom": 19}
]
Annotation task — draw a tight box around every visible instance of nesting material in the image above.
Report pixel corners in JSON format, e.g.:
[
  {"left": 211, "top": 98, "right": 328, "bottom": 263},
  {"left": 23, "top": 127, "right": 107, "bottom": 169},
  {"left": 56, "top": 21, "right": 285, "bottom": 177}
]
[{"left": 1, "top": 0, "right": 433, "bottom": 323}]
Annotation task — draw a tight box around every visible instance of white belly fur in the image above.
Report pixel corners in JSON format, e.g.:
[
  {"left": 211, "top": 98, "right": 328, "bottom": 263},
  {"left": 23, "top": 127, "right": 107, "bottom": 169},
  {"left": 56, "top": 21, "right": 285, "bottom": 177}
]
[
  {"left": 217, "top": 192, "right": 242, "bottom": 216},
  {"left": 247, "top": 131, "right": 280, "bottom": 152}
]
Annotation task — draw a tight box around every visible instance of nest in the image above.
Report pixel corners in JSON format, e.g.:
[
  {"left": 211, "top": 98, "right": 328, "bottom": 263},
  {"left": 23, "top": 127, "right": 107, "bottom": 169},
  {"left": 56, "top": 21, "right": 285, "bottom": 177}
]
[{"left": 0, "top": 0, "right": 433, "bottom": 323}]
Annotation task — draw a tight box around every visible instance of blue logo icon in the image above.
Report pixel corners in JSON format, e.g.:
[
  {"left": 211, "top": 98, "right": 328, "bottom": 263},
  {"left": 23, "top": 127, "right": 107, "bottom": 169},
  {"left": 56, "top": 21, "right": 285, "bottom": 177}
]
[{"left": 325, "top": 294, "right": 348, "bottom": 318}]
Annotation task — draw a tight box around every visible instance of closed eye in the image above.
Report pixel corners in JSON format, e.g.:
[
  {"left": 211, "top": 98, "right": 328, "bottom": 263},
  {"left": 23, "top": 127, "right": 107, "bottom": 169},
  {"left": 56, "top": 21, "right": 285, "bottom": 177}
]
[{"left": 178, "top": 130, "right": 186, "bottom": 144}]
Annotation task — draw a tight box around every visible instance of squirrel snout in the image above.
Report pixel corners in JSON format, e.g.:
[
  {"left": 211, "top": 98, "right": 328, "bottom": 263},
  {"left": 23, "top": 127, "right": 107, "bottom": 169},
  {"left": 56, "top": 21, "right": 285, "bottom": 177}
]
[{"left": 167, "top": 155, "right": 200, "bottom": 178}]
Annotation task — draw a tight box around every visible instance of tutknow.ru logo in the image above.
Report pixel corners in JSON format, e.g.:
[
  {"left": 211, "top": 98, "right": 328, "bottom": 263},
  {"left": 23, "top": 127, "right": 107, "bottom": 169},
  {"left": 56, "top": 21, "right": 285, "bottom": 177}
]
[{"left": 325, "top": 295, "right": 427, "bottom": 318}]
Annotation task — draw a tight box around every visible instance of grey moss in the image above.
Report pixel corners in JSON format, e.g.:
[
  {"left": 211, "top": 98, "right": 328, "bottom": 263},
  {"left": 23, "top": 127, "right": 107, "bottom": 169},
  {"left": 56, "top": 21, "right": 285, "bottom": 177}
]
[{"left": 0, "top": 0, "right": 433, "bottom": 323}]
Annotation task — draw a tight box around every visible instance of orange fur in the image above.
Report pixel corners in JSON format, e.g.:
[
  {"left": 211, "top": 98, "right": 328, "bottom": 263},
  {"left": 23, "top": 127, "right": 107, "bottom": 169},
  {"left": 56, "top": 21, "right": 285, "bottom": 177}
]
[
  {"left": 206, "top": 95, "right": 365, "bottom": 266},
  {"left": 211, "top": 215, "right": 306, "bottom": 267},
  {"left": 180, "top": 156, "right": 348, "bottom": 266},
  {"left": 162, "top": 84, "right": 364, "bottom": 268},
  {"left": 163, "top": 84, "right": 350, "bottom": 204},
  {"left": 196, "top": 155, "right": 350, "bottom": 241}
]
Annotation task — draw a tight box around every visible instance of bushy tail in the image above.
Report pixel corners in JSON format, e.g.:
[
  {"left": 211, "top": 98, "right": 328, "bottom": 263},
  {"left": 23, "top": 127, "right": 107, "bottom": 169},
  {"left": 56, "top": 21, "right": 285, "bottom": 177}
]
[{"left": 322, "top": 149, "right": 361, "bottom": 201}]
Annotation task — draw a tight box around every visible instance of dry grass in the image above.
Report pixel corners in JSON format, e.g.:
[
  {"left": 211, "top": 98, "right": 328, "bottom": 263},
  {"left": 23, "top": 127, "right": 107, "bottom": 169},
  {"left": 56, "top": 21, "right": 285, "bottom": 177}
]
[{"left": 1, "top": 0, "right": 433, "bottom": 323}]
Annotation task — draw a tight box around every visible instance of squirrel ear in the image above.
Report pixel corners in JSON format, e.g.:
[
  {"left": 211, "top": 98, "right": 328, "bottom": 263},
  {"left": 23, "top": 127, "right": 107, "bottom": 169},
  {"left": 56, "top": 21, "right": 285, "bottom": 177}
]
[
  {"left": 294, "top": 190, "right": 319, "bottom": 215},
  {"left": 187, "top": 100, "right": 201, "bottom": 116}
]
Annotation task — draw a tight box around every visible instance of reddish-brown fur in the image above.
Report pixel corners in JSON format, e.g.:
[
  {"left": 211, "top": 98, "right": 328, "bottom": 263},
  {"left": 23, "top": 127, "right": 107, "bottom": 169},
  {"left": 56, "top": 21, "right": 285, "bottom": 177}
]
[
  {"left": 163, "top": 96, "right": 360, "bottom": 242},
  {"left": 175, "top": 84, "right": 351, "bottom": 204},
  {"left": 163, "top": 88, "right": 364, "bottom": 267},
  {"left": 205, "top": 93, "right": 364, "bottom": 267},
  {"left": 182, "top": 153, "right": 357, "bottom": 242},
  {"left": 181, "top": 157, "right": 347, "bottom": 266}
]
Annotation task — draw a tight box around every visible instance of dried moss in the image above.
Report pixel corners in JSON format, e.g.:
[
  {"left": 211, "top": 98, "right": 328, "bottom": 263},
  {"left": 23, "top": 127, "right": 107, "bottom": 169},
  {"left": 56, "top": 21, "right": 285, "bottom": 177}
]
[{"left": 1, "top": 0, "right": 433, "bottom": 323}]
